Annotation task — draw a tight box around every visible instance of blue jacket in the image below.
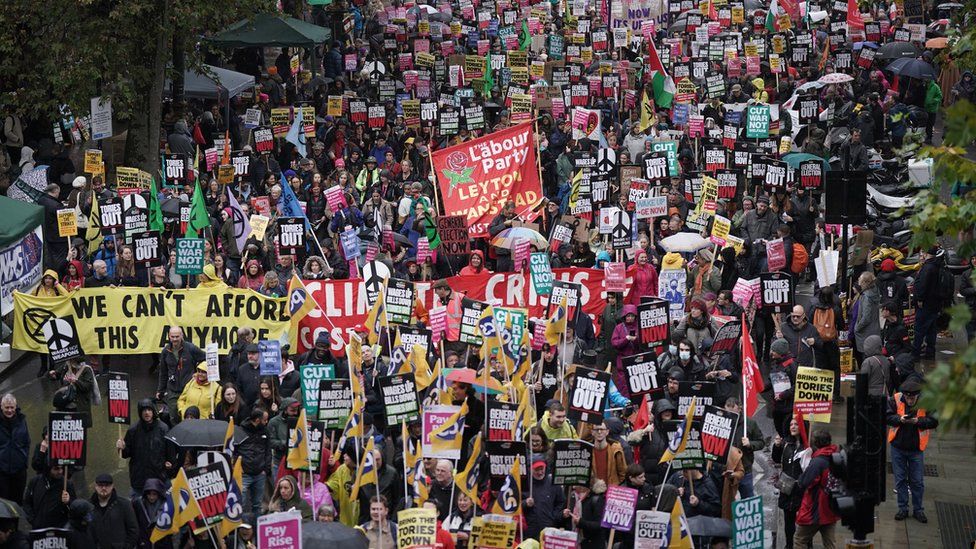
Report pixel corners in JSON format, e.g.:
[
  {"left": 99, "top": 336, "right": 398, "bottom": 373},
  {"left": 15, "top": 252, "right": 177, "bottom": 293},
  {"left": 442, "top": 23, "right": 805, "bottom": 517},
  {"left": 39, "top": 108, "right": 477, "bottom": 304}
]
[{"left": 0, "top": 408, "right": 30, "bottom": 474}]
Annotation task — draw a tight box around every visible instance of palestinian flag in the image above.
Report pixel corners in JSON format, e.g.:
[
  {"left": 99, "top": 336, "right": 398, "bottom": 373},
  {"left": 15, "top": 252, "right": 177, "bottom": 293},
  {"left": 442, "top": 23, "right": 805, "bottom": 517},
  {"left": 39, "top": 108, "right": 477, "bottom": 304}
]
[{"left": 646, "top": 40, "right": 676, "bottom": 109}]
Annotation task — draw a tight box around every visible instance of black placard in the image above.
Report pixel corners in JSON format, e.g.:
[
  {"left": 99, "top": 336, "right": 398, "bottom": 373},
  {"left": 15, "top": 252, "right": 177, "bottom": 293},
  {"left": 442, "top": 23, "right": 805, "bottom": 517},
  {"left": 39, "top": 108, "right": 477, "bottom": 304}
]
[
  {"left": 379, "top": 373, "right": 420, "bottom": 424},
  {"left": 710, "top": 320, "right": 742, "bottom": 356},
  {"left": 48, "top": 411, "right": 86, "bottom": 466},
  {"left": 276, "top": 217, "right": 305, "bottom": 255},
  {"left": 185, "top": 463, "right": 228, "bottom": 525},
  {"left": 459, "top": 298, "right": 488, "bottom": 345},
  {"left": 677, "top": 381, "right": 716, "bottom": 420},
  {"left": 799, "top": 159, "right": 824, "bottom": 191},
  {"left": 637, "top": 299, "right": 670, "bottom": 349},
  {"left": 486, "top": 441, "right": 527, "bottom": 490},
  {"left": 164, "top": 153, "right": 188, "bottom": 187},
  {"left": 552, "top": 439, "right": 594, "bottom": 486},
  {"left": 487, "top": 400, "right": 516, "bottom": 441},
  {"left": 621, "top": 352, "right": 662, "bottom": 400},
  {"left": 99, "top": 197, "right": 124, "bottom": 235},
  {"left": 760, "top": 271, "right": 795, "bottom": 313},
  {"left": 317, "top": 378, "right": 352, "bottom": 428},
  {"left": 107, "top": 372, "right": 130, "bottom": 425},
  {"left": 43, "top": 317, "right": 84, "bottom": 364},
  {"left": 568, "top": 366, "right": 610, "bottom": 424},
  {"left": 700, "top": 405, "right": 738, "bottom": 462},
  {"left": 132, "top": 230, "right": 162, "bottom": 267},
  {"left": 385, "top": 278, "right": 416, "bottom": 325}
]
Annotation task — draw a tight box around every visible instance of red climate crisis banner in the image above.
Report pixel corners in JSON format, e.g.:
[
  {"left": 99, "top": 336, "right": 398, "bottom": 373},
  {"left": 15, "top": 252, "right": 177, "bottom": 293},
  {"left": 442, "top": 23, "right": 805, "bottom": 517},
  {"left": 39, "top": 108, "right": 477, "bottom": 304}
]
[
  {"left": 297, "top": 268, "right": 608, "bottom": 353},
  {"left": 432, "top": 122, "right": 543, "bottom": 237}
]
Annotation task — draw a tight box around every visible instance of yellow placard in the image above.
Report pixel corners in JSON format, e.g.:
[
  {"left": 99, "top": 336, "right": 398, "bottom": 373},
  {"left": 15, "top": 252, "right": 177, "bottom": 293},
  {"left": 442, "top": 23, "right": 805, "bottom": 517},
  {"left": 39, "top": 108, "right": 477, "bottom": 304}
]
[
  {"left": 290, "top": 54, "right": 300, "bottom": 74},
  {"left": 415, "top": 52, "right": 435, "bottom": 68},
  {"left": 725, "top": 233, "right": 745, "bottom": 254},
  {"left": 530, "top": 61, "right": 546, "bottom": 79},
  {"left": 744, "top": 43, "right": 759, "bottom": 57},
  {"left": 84, "top": 150, "right": 103, "bottom": 175},
  {"left": 794, "top": 366, "right": 834, "bottom": 423},
  {"left": 469, "top": 518, "right": 516, "bottom": 549},
  {"left": 418, "top": 20, "right": 430, "bottom": 35},
  {"left": 12, "top": 287, "right": 289, "bottom": 355},
  {"left": 327, "top": 96, "right": 343, "bottom": 117},
  {"left": 772, "top": 35, "right": 786, "bottom": 54},
  {"left": 698, "top": 175, "right": 719, "bottom": 215},
  {"left": 249, "top": 214, "right": 269, "bottom": 241},
  {"left": 396, "top": 508, "right": 437, "bottom": 549},
  {"left": 580, "top": 47, "right": 593, "bottom": 63},
  {"left": 731, "top": 6, "right": 744, "bottom": 24},
  {"left": 511, "top": 66, "right": 529, "bottom": 86},
  {"left": 839, "top": 347, "right": 854, "bottom": 374},
  {"left": 506, "top": 50, "right": 528, "bottom": 68},
  {"left": 116, "top": 167, "right": 151, "bottom": 189},
  {"left": 779, "top": 136, "right": 792, "bottom": 155},
  {"left": 271, "top": 108, "right": 291, "bottom": 135},
  {"left": 217, "top": 164, "right": 235, "bottom": 185},
  {"left": 57, "top": 209, "right": 77, "bottom": 237},
  {"left": 710, "top": 214, "right": 731, "bottom": 243}
]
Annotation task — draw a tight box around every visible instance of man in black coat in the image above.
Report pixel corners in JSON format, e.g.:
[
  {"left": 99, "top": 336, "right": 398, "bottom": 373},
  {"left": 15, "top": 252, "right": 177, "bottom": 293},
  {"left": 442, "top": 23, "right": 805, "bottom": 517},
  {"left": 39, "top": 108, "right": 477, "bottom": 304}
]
[
  {"left": 23, "top": 463, "right": 74, "bottom": 529},
  {"left": 487, "top": 200, "right": 517, "bottom": 272},
  {"left": 89, "top": 473, "right": 137, "bottom": 549},
  {"left": 522, "top": 457, "right": 567, "bottom": 540},
  {"left": 235, "top": 408, "right": 271, "bottom": 516},
  {"left": 0, "top": 395, "right": 30, "bottom": 505},
  {"left": 156, "top": 327, "right": 206, "bottom": 415},
  {"left": 119, "top": 399, "right": 170, "bottom": 496},
  {"left": 912, "top": 247, "right": 946, "bottom": 358},
  {"left": 37, "top": 183, "right": 68, "bottom": 272}
]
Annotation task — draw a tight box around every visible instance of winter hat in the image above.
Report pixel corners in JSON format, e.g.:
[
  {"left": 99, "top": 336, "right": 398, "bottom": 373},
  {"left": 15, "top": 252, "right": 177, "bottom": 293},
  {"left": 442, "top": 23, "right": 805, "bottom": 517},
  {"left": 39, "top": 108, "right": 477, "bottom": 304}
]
[
  {"left": 881, "top": 259, "right": 896, "bottom": 272},
  {"left": 72, "top": 176, "right": 87, "bottom": 189},
  {"left": 770, "top": 338, "right": 790, "bottom": 356},
  {"left": 757, "top": 195, "right": 770, "bottom": 205}
]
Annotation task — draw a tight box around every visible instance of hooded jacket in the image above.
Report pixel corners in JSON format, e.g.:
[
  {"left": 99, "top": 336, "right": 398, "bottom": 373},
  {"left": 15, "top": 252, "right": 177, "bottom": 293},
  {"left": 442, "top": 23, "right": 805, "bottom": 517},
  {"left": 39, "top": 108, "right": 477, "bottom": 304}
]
[
  {"left": 177, "top": 374, "right": 221, "bottom": 419},
  {"left": 859, "top": 335, "right": 890, "bottom": 396},
  {"left": 458, "top": 250, "right": 487, "bottom": 275},
  {"left": 236, "top": 417, "right": 272, "bottom": 475},
  {"left": 853, "top": 285, "right": 881, "bottom": 352},
  {"left": 796, "top": 444, "right": 840, "bottom": 526},
  {"left": 132, "top": 479, "right": 167, "bottom": 548},
  {"left": 157, "top": 339, "right": 206, "bottom": 397},
  {"left": 302, "top": 256, "right": 328, "bottom": 279},
  {"left": 90, "top": 489, "right": 138, "bottom": 549},
  {"left": 34, "top": 270, "right": 68, "bottom": 297},
  {"left": 24, "top": 467, "right": 75, "bottom": 528},
  {"left": 122, "top": 400, "right": 170, "bottom": 492},
  {"left": 877, "top": 271, "right": 909, "bottom": 307},
  {"left": 523, "top": 473, "right": 567, "bottom": 539},
  {"left": 611, "top": 305, "right": 641, "bottom": 398},
  {"left": 269, "top": 475, "right": 313, "bottom": 520},
  {"left": 626, "top": 251, "right": 659, "bottom": 305},
  {"left": 267, "top": 398, "right": 300, "bottom": 465},
  {"left": 167, "top": 120, "right": 195, "bottom": 157},
  {"left": 751, "top": 78, "right": 769, "bottom": 103}
]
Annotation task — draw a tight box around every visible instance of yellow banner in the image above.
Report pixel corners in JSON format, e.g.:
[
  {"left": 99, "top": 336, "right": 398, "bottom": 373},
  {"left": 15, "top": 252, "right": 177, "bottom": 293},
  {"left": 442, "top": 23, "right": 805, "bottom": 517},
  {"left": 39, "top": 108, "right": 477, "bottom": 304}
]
[{"left": 12, "top": 286, "right": 289, "bottom": 355}]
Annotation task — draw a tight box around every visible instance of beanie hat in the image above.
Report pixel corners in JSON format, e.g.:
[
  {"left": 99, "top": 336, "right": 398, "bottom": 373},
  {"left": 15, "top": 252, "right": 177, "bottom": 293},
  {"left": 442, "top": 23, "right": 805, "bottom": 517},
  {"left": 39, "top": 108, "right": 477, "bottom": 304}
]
[
  {"left": 881, "top": 259, "right": 896, "bottom": 272},
  {"left": 757, "top": 195, "right": 770, "bottom": 205},
  {"left": 771, "top": 338, "right": 789, "bottom": 356}
]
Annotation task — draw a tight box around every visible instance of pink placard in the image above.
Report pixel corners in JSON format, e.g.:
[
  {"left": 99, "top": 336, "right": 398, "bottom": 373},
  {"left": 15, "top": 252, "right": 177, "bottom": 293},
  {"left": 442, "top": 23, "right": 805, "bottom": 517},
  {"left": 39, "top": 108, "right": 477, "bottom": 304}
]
[
  {"left": 324, "top": 185, "right": 347, "bottom": 213},
  {"left": 416, "top": 237, "right": 431, "bottom": 264},
  {"left": 429, "top": 306, "right": 447, "bottom": 344},
  {"left": 605, "top": 262, "right": 627, "bottom": 292},
  {"left": 766, "top": 239, "right": 787, "bottom": 272},
  {"left": 513, "top": 238, "right": 531, "bottom": 270}
]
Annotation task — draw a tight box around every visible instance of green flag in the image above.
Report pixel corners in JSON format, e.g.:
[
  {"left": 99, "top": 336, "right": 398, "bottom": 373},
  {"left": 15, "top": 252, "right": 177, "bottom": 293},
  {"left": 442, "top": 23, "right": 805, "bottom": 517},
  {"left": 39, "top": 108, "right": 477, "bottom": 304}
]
[
  {"left": 483, "top": 53, "right": 495, "bottom": 96},
  {"left": 148, "top": 177, "right": 165, "bottom": 233},
  {"left": 520, "top": 21, "right": 531, "bottom": 51},
  {"left": 185, "top": 180, "right": 210, "bottom": 239},
  {"left": 423, "top": 212, "right": 442, "bottom": 249}
]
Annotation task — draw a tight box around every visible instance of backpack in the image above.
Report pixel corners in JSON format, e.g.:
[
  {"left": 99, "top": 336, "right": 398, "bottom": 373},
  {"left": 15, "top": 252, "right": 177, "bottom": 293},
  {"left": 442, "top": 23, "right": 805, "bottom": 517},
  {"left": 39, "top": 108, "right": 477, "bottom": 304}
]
[
  {"left": 813, "top": 307, "right": 838, "bottom": 342},
  {"left": 936, "top": 266, "right": 955, "bottom": 305},
  {"left": 790, "top": 243, "right": 809, "bottom": 274}
]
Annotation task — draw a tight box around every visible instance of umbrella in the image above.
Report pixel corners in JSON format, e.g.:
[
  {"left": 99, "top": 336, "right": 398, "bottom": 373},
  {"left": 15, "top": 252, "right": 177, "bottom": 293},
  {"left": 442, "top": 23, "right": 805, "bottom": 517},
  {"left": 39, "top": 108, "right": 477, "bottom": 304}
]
[
  {"left": 936, "top": 3, "right": 962, "bottom": 8},
  {"left": 852, "top": 41, "right": 878, "bottom": 50},
  {"left": 818, "top": 73, "right": 853, "bottom": 84},
  {"left": 687, "top": 515, "right": 732, "bottom": 538},
  {"left": 165, "top": 419, "right": 244, "bottom": 448},
  {"left": 877, "top": 41, "right": 920, "bottom": 60},
  {"left": 408, "top": 4, "right": 439, "bottom": 15},
  {"left": 886, "top": 57, "right": 938, "bottom": 80},
  {"left": 782, "top": 152, "right": 831, "bottom": 172},
  {"left": 490, "top": 227, "right": 549, "bottom": 250},
  {"left": 659, "top": 233, "right": 712, "bottom": 253},
  {"left": 668, "top": 12, "right": 691, "bottom": 33},
  {"left": 926, "top": 37, "right": 949, "bottom": 49},
  {"left": 0, "top": 499, "right": 23, "bottom": 520},
  {"left": 302, "top": 521, "right": 368, "bottom": 548},
  {"left": 390, "top": 232, "right": 414, "bottom": 248},
  {"left": 446, "top": 367, "right": 505, "bottom": 392},
  {"left": 794, "top": 81, "right": 826, "bottom": 94}
]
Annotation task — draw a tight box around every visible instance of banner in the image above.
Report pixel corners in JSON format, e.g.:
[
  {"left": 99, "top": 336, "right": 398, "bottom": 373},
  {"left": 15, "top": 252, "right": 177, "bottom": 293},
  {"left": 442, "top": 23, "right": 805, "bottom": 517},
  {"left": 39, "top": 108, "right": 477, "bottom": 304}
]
[
  {"left": 380, "top": 373, "right": 421, "bottom": 425},
  {"left": 552, "top": 439, "right": 593, "bottom": 486},
  {"left": 794, "top": 366, "right": 833, "bottom": 422},
  {"left": 49, "top": 411, "right": 86, "bottom": 466},
  {"left": 732, "top": 496, "right": 764, "bottom": 549},
  {"left": 107, "top": 372, "right": 130, "bottom": 424},
  {"left": 257, "top": 510, "right": 302, "bottom": 549},
  {"left": 13, "top": 286, "right": 289, "bottom": 355},
  {"left": 700, "top": 405, "right": 737, "bottom": 461},
  {"left": 299, "top": 363, "right": 336, "bottom": 420},
  {"left": 601, "top": 485, "right": 639, "bottom": 532},
  {"left": 397, "top": 508, "right": 438, "bottom": 549},
  {"left": 568, "top": 366, "right": 610, "bottom": 424},
  {"left": 186, "top": 463, "right": 228, "bottom": 525},
  {"left": 1, "top": 226, "right": 43, "bottom": 315},
  {"left": 432, "top": 122, "right": 542, "bottom": 237}
]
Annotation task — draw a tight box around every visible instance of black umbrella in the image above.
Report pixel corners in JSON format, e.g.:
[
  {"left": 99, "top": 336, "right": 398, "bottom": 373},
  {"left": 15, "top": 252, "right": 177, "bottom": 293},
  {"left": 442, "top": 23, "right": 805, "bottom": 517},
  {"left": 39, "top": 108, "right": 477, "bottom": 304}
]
[
  {"left": 390, "top": 232, "right": 414, "bottom": 247},
  {"left": 668, "top": 12, "right": 690, "bottom": 33},
  {"left": 302, "top": 521, "right": 368, "bottom": 548},
  {"left": 0, "top": 499, "right": 23, "bottom": 520},
  {"left": 886, "top": 57, "right": 938, "bottom": 80},
  {"left": 877, "top": 41, "right": 920, "bottom": 60},
  {"left": 687, "top": 515, "right": 732, "bottom": 538},
  {"left": 165, "top": 419, "right": 244, "bottom": 448}
]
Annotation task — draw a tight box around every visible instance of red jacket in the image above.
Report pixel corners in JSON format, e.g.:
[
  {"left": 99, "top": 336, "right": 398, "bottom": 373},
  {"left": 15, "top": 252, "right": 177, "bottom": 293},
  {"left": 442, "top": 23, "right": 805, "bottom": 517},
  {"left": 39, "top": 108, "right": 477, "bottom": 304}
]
[
  {"left": 626, "top": 263, "right": 659, "bottom": 305},
  {"left": 796, "top": 444, "right": 840, "bottom": 526}
]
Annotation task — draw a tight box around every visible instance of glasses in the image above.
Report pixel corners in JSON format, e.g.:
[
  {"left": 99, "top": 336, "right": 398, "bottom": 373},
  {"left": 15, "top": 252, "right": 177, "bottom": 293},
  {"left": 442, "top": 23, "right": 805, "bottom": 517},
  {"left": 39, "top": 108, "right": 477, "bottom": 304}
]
[{"left": 593, "top": 427, "right": 608, "bottom": 432}]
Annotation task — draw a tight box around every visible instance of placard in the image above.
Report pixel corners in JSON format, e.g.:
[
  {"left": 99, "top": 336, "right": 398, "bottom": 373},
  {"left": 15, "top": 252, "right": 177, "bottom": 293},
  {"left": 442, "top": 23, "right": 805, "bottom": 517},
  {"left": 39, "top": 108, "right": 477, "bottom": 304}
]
[
  {"left": 277, "top": 217, "right": 305, "bottom": 255},
  {"left": 637, "top": 299, "right": 670, "bottom": 349},
  {"left": 84, "top": 149, "right": 103, "bottom": 174},
  {"left": 567, "top": 366, "right": 610, "bottom": 424},
  {"left": 732, "top": 496, "right": 764, "bottom": 549},
  {"left": 437, "top": 215, "right": 470, "bottom": 255},
  {"left": 42, "top": 317, "right": 84, "bottom": 363},
  {"left": 386, "top": 278, "right": 415, "bottom": 324},
  {"left": 799, "top": 159, "right": 824, "bottom": 190},
  {"left": 132, "top": 231, "right": 162, "bottom": 267},
  {"left": 487, "top": 400, "right": 516, "bottom": 441},
  {"left": 258, "top": 340, "right": 281, "bottom": 376},
  {"left": 186, "top": 462, "right": 228, "bottom": 525},
  {"left": 317, "top": 378, "right": 351, "bottom": 428},
  {"left": 163, "top": 154, "right": 187, "bottom": 188},
  {"left": 710, "top": 319, "right": 742, "bottom": 356},
  {"left": 621, "top": 352, "right": 661, "bottom": 400},
  {"left": 745, "top": 105, "right": 770, "bottom": 138},
  {"left": 551, "top": 439, "right": 593, "bottom": 486},
  {"left": 48, "top": 411, "right": 86, "bottom": 466},
  {"left": 794, "top": 366, "right": 834, "bottom": 422},
  {"left": 658, "top": 269, "right": 687, "bottom": 321},
  {"left": 56, "top": 209, "right": 77, "bottom": 238},
  {"left": 635, "top": 196, "right": 668, "bottom": 219},
  {"left": 529, "top": 252, "right": 554, "bottom": 295},
  {"left": 700, "top": 405, "right": 737, "bottom": 461},
  {"left": 175, "top": 238, "right": 205, "bottom": 275},
  {"left": 98, "top": 197, "right": 123, "bottom": 235},
  {"left": 380, "top": 373, "right": 421, "bottom": 424},
  {"left": 766, "top": 238, "right": 787, "bottom": 271},
  {"left": 601, "top": 485, "right": 639, "bottom": 532},
  {"left": 485, "top": 441, "right": 527, "bottom": 490},
  {"left": 678, "top": 381, "right": 715, "bottom": 419},
  {"left": 257, "top": 510, "right": 303, "bottom": 549},
  {"left": 107, "top": 372, "right": 130, "bottom": 424},
  {"left": 459, "top": 299, "right": 488, "bottom": 345},
  {"left": 397, "top": 508, "right": 438, "bottom": 549},
  {"left": 759, "top": 271, "right": 794, "bottom": 313},
  {"left": 663, "top": 418, "right": 705, "bottom": 469},
  {"left": 634, "top": 510, "right": 671, "bottom": 548}
]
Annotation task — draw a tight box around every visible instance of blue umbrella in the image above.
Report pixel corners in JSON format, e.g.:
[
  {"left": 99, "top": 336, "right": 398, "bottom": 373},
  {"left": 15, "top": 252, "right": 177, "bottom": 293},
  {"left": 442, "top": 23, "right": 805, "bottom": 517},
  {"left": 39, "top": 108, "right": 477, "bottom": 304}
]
[
  {"left": 853, "top": 41, "right": 879, "bottom": 50},
  {"left": 886, "top": 57, "right": 937, "bottom": 80},
  {"left": 782, "top": 152, "right": 830, "bottom": 172}
]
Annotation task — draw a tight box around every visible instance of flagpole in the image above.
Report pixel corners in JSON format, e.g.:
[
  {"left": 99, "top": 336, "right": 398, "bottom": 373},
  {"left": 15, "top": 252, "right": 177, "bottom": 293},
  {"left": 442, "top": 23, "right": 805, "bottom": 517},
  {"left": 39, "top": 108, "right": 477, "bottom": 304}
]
[
  {"left": 402, "top": 420, "right": 410, "bottom": 510},
  {"left": 742, "top": 324, "right": 748, "bottom": 433},
  {"left": 654, "top": 460, "right": 674, "bottom": 510},
  {"left": 305, "top": 409, "right": 317, "bottom": 521}
]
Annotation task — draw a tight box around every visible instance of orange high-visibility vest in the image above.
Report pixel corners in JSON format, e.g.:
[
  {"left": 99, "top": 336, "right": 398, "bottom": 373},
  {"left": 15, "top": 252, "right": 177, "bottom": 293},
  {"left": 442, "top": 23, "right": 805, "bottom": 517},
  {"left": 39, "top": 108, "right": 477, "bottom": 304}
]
[{"left": 887, "top": 392, "right": 930, "bottom": 451}]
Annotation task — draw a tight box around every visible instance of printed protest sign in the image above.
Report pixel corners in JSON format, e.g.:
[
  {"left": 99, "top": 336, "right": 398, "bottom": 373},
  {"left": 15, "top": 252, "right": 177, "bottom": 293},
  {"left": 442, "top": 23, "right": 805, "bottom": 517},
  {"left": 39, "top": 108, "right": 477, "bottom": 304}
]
[
  {"left": 529, "top": 252, "right": 554, "bottom": 295},
  {"left": 794, "top": 367, "right": 834, "bottom": 422},
  {"left": 678, "top": 381, "right": 715, "bottom": 419},
  {"left": 84, "top": 149, "right": 103, "bottom": 174},
  {"left": 487, "top": 399, "right": 516, "bottom": 441},
  {"left": 601, "top": 485, "right": 639, "bottom": 532},
  {"left": 132, "top": 231, "right": 162, "bottom": 267},
  {"left": 57, "top": 209, "right": 77, "bottom": 237},
  {"left": 163, "top": 154, "right": 187, "bottom": 188},
  {"left": 397, "top": 508, "right": 438, "bottom": 549},
  {"left": 799, "top": 159, "right": 824, "bottom": 190},
  {"left": 634, "top": 510, "right": 671, "bottom": 548},
  {"left": 459, "top": 299, "right": 488, "bottom": 345},
  {"left": 186, "top": 463, "right": 228, "bottom": 525},
  {"left": 552, "top": 439, "right": 593, "bottom": 486},
  {"left": 99, "top": 197, "right": 123, "bottom": 235},
  {"left": 710, "top": 215, "right": 731, "bottom": 246},
  {"left": 766, "top": 238, "right": 787, "bottom": 271},
  {"left": 257, "top": 510, "right": 303, "bottom": 549},
  {"left": 317, "top": 378, "right": 351, "bottom": 428},
  {"left": 745, "top": 105, "right": 770, "bottom": 138},
  {"left": 48, "top": 411, "right": 86, "bottom": 466},
  {"left": 621, "top": 352, "right": 661, "bottom": 400},
  {"left": 710, "top": 319, "right": 742, "bottom": 356},
  {"left": 107, "top": 373, "right": 130, "bottom": 424},
  {"left": 205, "top": 343, "right": 219, "bottom": 382},
  {"left": 258, "top": 340, "right": 281, "bottom": 376},
  {"left": 437, "top": 215, "right": 470, "bottom": 255},
  {"left": 732, "top": 496, "right": 764, "bottom": 549},
  {"left": 175, "top": 238, "right": 206, "bottom": 275},
  {"left": 485, "top": 441, "right": 527, "bottom": 490},
  {"left": 386, "top": 278, "right": 415, "bottom": 324},
  {"left": 29, "top": 528, "right": 72, "bottom": 549},
  {"left": 542, "top": 528, "right": 578, "bottom": 549},
  {"left": 760, "top": 271, "right": 795, "bottom": 313},
  {"left": 277, "top": 217, "right": 305, "bottom": 256},
  {"left": 604, "top": 262, "right": 626, "bottom": 292},
  {"left": 637, "top": 299, "right": 670, "bottom": 349},
  {"left": 663, "top": 418, "right": 704, "bottom": 470},
  {"left": 423, "top": 404, "right": 464, "bottom": 459},
  {"left": 380, "top": 372, "right": 420, "bottom": 425},
  {"left": 700, "top": 405, "right": 738, "bottom": 461},
  {"left": 658, "top": 269, "right": 687, "bottom": 321},
  {"left": 568, "top": 366, "right": 610, "bottom": 424},
  {"left": 295, "top": 361, "right": 334, "bottom": 420},
  {"left": 635, "top": 196, "right": 668, "bottom": 219},
  {"left": 42, "top": 316, "right": 84, "bottom": 364}
]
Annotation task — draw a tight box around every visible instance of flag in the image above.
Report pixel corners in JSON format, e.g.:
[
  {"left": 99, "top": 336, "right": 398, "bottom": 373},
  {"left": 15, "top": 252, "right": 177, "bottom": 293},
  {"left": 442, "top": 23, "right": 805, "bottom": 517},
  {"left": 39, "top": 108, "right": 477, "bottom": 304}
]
[
  {"left": 405, "top": 344, "right": 436, "bottom": 390},
  {"left": 364, "top": 280, "right": 389, "bottom": 345},
  {"left": 638, "top": 90, "right": 655, "bottom": 133},
  {"left": 148, "top": 177, "right": 164, "bottom": 233},
  {"left": 286, "top": 106, "right": 307, "bottom": 158},
  {"left": 412, "top": 468, "right": 431, "bottom": 507},
  {"left": 226, "top": 186, "right": 251, "bottom": 253},
  {"left": 286, "top": 409, "right": 310, "bottom": 470},
  {"left": 185, "top": 181, "right": 210, "bottom": 239},
  {"left": 338, "top": 399, "right": 365, "bottom": 452},
  {"left": 85, "top": 193, "right": 103, "bottom": 251},
  {"left": 455, "top": 435, "right": 483, "bottom": 503},
  {"left": 631, "top": 394, "right": 651, "bottom": 431},
  {"left": 218, "top": 458, "right": 245, "bottom": 538},
  {"left": 568, "top": 169, "right": 583, "bottom": 211},
  {"left": 403, "top": 423, "right": 425, "bottom": 505},
  {"left": 350, "top": 436, "right": 378, "bottom": 501},
  {"left": 422, "top": 211, "right": 442, "bottom": 249},
  {"left": 647, "top": 40, "right": 676, "bottom": 109},
  {"left": 483, "top": 53, "right": 495, "bottom": 95},
  {"left": 795, "top": 412, "right": 809, "bottom": 448},
  {"left": 741, "top": 314, "right": 764, "bottom": 417},
  {"left": 287, "top": 274, "right": 318, "bottom": 349},
  {"left": 660, "top": 397, "right": 696, "bottom": 464},
  {"left": 817, "top": 40, "right": 831, "bottom": 72},
  {"left": 544, "top": 296, "right": 568, "bottom": 346},
  {"left": 520, "top": 21, "right": 531, "bottom": 51},
  {"left": 511, "top": 385, "right": 537, "bottom": 440},
  {"left": 667, "top": 498, "right": 695, "bottom": 548},
  {"left": 150, "top": 468, "right": 202, "bottom": 543},
  {"left": 491, "top": 456, "right": 522, "bottom": 516},
  {"left": 430, "top": 401, "right": 468, "bottom": 454},
  {"left": 222, "top": 417, "right": 236, "bottom": 457},
  {"left": 846, "top": 0, "right": 864, "bottom": 30}
]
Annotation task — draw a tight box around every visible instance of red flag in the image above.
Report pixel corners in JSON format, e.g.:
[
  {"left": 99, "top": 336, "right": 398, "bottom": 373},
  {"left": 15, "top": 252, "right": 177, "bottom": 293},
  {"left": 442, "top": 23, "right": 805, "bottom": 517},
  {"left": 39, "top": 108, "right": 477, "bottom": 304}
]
[
  {"left": 847, "top": 0, "right": 865, "bottom": 31},
  {"left": 795, "top": 412, "right": 809, "bottom": 448},
  {"left": 741, "top": 313, "right": 764, "bottom": 417},
  {"left": 631, "top": 394, "right": 651, "bottom": 431}
]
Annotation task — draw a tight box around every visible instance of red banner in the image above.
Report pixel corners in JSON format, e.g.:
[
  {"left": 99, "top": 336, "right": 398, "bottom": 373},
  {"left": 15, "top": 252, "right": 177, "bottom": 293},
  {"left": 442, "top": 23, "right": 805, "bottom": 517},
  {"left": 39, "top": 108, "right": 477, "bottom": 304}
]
[
  {"left": 298, "top": 268, "right": 608, "bottom": 353},
  {"left": 431, "top": 122, "right": 543, "bottom": 237}
]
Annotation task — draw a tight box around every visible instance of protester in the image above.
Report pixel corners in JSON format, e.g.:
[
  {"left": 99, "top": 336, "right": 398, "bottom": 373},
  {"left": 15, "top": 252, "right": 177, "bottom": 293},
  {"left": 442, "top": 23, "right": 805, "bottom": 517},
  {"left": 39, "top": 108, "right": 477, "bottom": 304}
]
[
  {"left": 89, "top": 473, "right": 138, "bottom": 549},
  {"left": 0, "top": 395, "right": 29, "bottom": 505},
  {"left": 887, "top": 378, "right": 939, "bottom": 523},
  {"left": 794, "top": 430, "right": 841, "bottom": 549}
]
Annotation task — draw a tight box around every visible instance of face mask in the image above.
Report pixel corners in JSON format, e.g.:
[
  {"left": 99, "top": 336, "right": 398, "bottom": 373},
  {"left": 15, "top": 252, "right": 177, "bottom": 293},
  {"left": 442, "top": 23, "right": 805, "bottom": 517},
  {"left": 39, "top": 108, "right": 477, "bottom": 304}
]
[
  {"left": 679, "top": 350, "right": 691, "bottom": 361},
  {"left": 669, "top": 345, "right": 678, "bottom": 355}
]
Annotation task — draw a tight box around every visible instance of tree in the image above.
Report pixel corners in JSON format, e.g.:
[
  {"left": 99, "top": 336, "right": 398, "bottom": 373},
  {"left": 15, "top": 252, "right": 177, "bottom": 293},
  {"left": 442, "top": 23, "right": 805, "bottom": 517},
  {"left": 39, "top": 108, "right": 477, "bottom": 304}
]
[
  {"left": 908, "top": 23, "right": 976, "bottom": 446},
  {"left": 0, "top": 0, "right": 273, "bottom": 173}
]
